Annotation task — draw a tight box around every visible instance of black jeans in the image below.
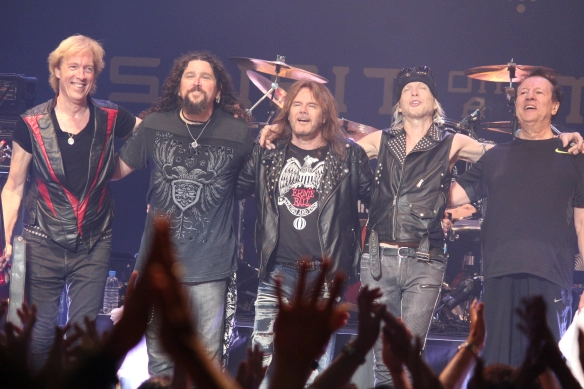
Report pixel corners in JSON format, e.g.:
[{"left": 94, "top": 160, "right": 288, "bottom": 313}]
[{"left": 23, "top": 228, "right": 111, "bottom": 372}]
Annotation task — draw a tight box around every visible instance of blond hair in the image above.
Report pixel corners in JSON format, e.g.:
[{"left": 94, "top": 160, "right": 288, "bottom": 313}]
[
  {"left": 389, "top": 99, "right": 446, "bottom": 132},
  {"left": 47, "top": 35, "right": 105, "bottom": 94}
]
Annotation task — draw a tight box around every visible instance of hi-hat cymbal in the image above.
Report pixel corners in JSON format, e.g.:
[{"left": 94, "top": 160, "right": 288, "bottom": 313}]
[
  {"left": 231, "top": 56, "right": 328, "bottom": 83},
  {"left": 339, "top": 118, "right": 379, "bottom": 141},
  {"left": 247, "top": 70, "right": 287, "bottom": 108},
  {"left": 464, "top": 65, "right": 558, "bottom": 82}
]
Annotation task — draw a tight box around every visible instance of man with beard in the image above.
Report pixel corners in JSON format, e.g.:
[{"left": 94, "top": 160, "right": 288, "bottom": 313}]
[
  {"left": 236, "top": 80, "right": 373, "bottom": 388},
  {"left": 449, "top": 68, "right": 584, "bottom": 367},
  {"left": 1, "top": 35, "right": 139, "bottom": 372},
  {"left": 113, "top": 51, "right": 252, "bottom": 375}
]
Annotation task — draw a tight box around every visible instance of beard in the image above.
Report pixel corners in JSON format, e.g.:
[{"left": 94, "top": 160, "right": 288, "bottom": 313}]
[{"left": 180, "top": 87, "right": 210, "bottom": 115}]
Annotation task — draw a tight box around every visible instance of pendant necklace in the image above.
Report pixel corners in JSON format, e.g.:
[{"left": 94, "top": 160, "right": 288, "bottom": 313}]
[
  {"left": 57, "top": 105, "right": 88, "bottom": 146},
  {"left": 181, "top": 109, "right": 210, "bottom": 149}
]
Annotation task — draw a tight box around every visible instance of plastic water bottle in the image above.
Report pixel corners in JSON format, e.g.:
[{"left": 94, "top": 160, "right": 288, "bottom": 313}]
[{"left": 103, "top": 270, "right": 119, "bottom": 315}]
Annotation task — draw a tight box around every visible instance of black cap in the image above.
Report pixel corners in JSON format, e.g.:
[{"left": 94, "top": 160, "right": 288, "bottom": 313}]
[{"left": 396, "top": 66, "right": 438, "bottom": 99}]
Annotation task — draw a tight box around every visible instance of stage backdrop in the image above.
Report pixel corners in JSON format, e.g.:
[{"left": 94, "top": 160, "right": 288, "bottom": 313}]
[{"left": 2, "top": 0, "right": 584, "bottom": 258}]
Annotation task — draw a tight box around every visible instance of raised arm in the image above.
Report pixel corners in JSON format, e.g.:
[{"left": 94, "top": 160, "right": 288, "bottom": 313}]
[
  {"left": 439, "top": 300, "right": 485, "bottom": 389},
  {"left": 1, "top": 143, "right": 32, "bottom": 267}
]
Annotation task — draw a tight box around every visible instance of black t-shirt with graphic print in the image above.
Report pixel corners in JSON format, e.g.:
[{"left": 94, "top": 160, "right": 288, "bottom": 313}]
[
  {"left": 273, "top": 143, "right": 327, "bottom": 264},
  {"left": 118, "top": 108, "right": 253, "bottom": 283}
]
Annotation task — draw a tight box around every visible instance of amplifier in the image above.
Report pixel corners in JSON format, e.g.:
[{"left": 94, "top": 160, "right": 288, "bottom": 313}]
[{"left": 0, "top": 74, "right": 37, "bottom": 116}]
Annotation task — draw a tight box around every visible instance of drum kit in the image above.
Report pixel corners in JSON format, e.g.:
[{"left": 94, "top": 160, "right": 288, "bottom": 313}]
[{"left": 231, "top": 56, "right": 559, "bottom": 328}]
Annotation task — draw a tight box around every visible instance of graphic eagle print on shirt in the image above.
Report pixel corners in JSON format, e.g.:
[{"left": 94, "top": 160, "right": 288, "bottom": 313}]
[
  {"left": 151, "top": 133, "right": 233, "bottom": 241},
  {"left": 277, "top": 154, "right": 324, "bottom": 230}
]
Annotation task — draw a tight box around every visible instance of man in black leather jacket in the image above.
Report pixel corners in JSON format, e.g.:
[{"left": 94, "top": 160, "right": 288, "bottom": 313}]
[{"left": 236, "top": 79, "right": 372, "bottom": 387}]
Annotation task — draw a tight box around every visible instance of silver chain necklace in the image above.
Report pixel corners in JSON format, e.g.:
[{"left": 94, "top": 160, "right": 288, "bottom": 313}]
[{"left": 181, "top": 109, "right": 210, "bottom": 149}]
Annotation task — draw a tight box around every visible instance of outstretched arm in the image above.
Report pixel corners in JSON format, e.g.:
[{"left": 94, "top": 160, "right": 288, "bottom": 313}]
[{"left": 450, "top": 133, "right": 494, "bottom": 164}]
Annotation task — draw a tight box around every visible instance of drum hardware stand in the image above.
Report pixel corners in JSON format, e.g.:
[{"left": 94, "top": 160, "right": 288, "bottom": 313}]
[{"left": 246, "top": 55, "right": 286, "bottom": 115}]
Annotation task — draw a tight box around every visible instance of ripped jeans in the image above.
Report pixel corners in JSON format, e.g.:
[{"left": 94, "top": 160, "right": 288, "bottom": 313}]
[
  {"left": 252, "top": 263, "right": 335, "bottom": 389},
  {"left": 360, "top": 250, "right": 446, "bottom": 388}
]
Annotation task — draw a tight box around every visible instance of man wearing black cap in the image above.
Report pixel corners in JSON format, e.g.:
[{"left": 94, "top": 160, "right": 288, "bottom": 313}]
[{"left": 357, "top": 66, "right": 582, "bottom": 386}]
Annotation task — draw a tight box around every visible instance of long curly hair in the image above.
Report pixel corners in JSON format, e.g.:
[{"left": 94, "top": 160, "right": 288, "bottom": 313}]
[
  {"left": 271, "top": 80, "right": 346, "bottom": 159},
  {"left": 140, "top": 51, "right": 249, "bottom": 122}
]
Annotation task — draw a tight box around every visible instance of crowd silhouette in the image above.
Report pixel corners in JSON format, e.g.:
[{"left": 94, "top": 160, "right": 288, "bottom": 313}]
[{"left": 1, "top": 218, "right": 583, "bottom": 389}]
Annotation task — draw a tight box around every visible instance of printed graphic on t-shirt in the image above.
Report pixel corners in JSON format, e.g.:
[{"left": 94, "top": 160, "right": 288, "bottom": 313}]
[
  {"left": 277, "top": 154, "right": 324, "bottom": 230},
  {"left": 151, "top": 132, "right": 233, "bottom": 241}
]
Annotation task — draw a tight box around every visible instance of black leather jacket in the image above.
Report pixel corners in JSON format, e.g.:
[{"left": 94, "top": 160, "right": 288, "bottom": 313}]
[
  {"left": 235, "top": 140, "right": 372, "bottom": 282},
  {"left": 367, "top": 126, "right": 454, "bottom": 254}
]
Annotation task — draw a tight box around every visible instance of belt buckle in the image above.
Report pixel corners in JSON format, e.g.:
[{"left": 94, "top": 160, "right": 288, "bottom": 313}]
[{"left": 397, "top": 247, "right": 411, "bottom": 258}]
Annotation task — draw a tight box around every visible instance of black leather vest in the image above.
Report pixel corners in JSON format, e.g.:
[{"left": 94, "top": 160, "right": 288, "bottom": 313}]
[
  {"left": 367, "top": 127, "right": 453, "bottom": 250},
  {"left": 22, "top": 98, "right": 119, "bottom": 252}
]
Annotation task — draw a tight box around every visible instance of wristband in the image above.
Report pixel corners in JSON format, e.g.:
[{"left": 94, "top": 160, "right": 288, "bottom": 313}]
[
  {"left": 342, "top": 341, "right": 367, "bottom": 365},
  {"left": 458, "top": 341, "right": 479, "bottom": 359}
]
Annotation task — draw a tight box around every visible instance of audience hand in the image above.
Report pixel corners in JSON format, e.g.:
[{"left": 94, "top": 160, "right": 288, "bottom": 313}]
[
  {"left": 352, "top": 286, "right": 385, "bottom": 358},
  {"left": 468, "top": 299, "right": 486, "bottom": 354},
  {"left": 269, "top": 259, "right": 347, "bottom": 389},
  {"left": 236, "top": 344, "right": 267, "bottom": 389},
  {"left": 516, "top": 295, "right": 581, "bottom": 389}
]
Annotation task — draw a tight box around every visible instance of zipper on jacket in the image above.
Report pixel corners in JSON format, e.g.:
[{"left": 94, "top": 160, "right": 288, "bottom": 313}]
[
  {"left": 391, "top": 158, "right": 403, "bottom": 242},
  {"left": 416, "top": 161, "right": 444, "bottom": 188}
]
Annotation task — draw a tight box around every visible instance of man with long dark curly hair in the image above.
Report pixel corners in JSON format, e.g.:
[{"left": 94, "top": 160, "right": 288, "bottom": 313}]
[{"left": 113, "top": 51, "right": 253, "bottom": 376}]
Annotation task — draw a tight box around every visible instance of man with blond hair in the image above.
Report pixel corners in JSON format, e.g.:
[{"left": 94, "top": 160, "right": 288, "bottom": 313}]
[{"left": 1, "top": 34, "right": 139, "bottom": 371}]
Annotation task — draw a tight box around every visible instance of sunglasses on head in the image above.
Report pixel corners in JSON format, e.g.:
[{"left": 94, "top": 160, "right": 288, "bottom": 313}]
[{"left": 397, "top": 66, "right": 435, "bottom": 81}]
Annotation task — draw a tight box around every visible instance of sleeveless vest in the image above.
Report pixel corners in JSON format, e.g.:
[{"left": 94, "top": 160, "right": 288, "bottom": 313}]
[
  {"left": 367, "top": 127, "right": 454, "bottom": 251},
  {"left": 22, "top": 98, "right": 119, "bottom": 252}
]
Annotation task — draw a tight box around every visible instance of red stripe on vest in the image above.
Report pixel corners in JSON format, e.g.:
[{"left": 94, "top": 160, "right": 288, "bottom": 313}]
[
  {"left": 75, "top": 107, "right": 117, "bottom": 234},
  {"left": 24, "top": 115, "right": 79, "bottom": 223},
  {"left": 36, "top": 178, "right": 57, "bottom": 217}
]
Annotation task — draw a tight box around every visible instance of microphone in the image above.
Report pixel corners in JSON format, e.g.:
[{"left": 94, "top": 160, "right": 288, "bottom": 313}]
[{"left": 458, "top": 109, "right": 480, "bottom": 130}]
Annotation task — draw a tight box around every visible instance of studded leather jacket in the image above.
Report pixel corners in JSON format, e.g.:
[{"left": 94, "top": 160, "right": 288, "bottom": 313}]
[
  {"left": 21, "top": 98, "right": 120, "bottom": 252},
  {"left": 235, "top": 139, "right": 372, "bottom": 282},
  {"left": 366, "top": 126, "right": 454, "bottom": 256}
]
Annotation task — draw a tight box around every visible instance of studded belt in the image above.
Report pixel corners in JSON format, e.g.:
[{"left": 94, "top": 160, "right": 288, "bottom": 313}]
[
  {"left": 23, "top": 225, "right": 113, "bottom": 241},
  {"left": 281, "top": 261, "right": 323, "bottom": 272}
]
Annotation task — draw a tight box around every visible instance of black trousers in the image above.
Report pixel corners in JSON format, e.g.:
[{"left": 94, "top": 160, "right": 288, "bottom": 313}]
[{"left": 482, "top": 274, "right": 572, "bottom": 367}]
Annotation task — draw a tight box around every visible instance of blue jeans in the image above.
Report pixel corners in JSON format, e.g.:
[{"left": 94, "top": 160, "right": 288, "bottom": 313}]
[
  {"left": 360, "top": 250, "right": 446, "bottom": 387},
  {"left": 23, "top": 228, "right": 111, "bottom": 373},
  {"left": 145, "top": 278, "right": 228, "bottom": 376},
  {"left": 252, "top": 263, "right": 336, "bottom": 389}
]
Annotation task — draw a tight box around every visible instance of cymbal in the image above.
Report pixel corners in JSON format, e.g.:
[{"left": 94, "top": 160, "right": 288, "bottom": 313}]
[
  {"left": 247, "top": 71, "right": 287, "bottom": 108},
  {"left": 231, "top": 56, "right": 328, "bottom": 83},
  {"left": 482, "top": 121, "right": 513, "bottom": 134},
  {"left": 464, "top": 65, "right": 558, "bottom": 82},
  {"left": 339, "top": 118, "right": 379, "bottom": 141}
]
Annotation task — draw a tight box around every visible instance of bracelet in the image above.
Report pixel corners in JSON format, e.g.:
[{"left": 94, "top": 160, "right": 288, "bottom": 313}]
[
  {"left": 458, "top": 341, "right": 479, "bottom": 359},
  {"left": 342, "top": 341, "right": 367, "bottom": 365}
]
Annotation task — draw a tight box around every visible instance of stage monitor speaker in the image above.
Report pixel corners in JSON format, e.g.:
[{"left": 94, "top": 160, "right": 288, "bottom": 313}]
[{"left": 0, "top": 74, "right": 37, "bottom": 116}]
